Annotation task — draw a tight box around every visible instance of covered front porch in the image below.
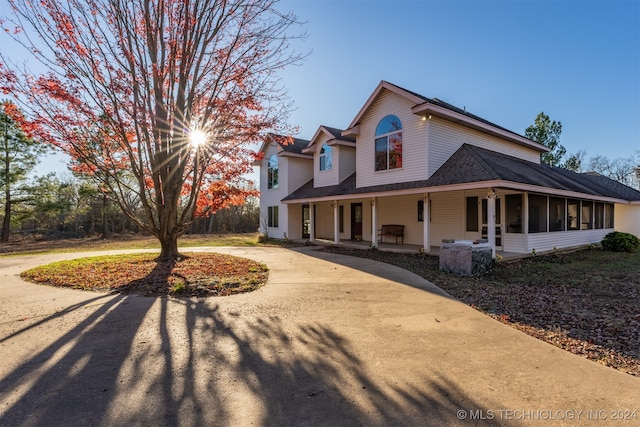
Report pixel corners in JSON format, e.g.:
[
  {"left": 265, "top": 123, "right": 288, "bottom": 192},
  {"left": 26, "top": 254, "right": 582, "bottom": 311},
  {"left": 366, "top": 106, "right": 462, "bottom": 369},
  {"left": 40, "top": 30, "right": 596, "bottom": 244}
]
[
  {"left": 285, "top": 188, "right": 502, "bottom": 259},
  {"left": 284, "top": 185, "right": 617, "bottom": 260}
]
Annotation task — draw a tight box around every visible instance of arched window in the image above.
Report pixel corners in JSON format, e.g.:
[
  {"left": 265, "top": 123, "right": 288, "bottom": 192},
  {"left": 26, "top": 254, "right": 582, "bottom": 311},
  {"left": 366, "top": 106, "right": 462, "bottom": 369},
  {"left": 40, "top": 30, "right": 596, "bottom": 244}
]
[
  {"left": 375, "top": 115, "right": 402, "bottom": 171},
  {"left": 267, "top": 154, "right": 278, "bottom": 189},
  {"left": 319, "top": 144, "right": 332, "bottom": 171}
]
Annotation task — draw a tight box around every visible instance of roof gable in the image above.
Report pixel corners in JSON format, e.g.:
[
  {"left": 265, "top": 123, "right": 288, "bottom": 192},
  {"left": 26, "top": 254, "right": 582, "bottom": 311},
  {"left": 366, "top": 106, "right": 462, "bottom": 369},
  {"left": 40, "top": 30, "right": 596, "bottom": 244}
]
[
  {"left": 303, "top": 125, "right": 356, "bottom": 153},
  {"left": 257, "top": 133, "right": 312, "bottom": 158},
  {"left": 345, "top": 81, "right": 425, "bottom": 130},
  {"left": 343, "top": 80, "right": 548, "bottom": 153}
]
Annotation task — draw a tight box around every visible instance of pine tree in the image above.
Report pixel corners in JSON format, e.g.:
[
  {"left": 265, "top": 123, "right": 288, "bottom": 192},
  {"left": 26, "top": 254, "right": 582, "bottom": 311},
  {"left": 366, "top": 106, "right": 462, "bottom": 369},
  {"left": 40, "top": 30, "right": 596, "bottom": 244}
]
[{"left": 0, "top": 101, "right": 47, "bottom": 242}]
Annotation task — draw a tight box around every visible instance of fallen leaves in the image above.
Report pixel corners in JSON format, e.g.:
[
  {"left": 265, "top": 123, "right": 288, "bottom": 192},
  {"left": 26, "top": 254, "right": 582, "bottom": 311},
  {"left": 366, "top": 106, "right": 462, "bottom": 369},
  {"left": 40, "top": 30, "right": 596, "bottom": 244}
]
[{"left": 20, "top": 252, "right": 269, "bottom": 297}]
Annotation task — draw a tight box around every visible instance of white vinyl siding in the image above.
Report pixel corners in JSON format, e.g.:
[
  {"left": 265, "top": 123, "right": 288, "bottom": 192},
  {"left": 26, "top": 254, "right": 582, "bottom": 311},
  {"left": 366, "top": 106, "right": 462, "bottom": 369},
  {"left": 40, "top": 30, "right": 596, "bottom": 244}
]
[
  {"left": 615, "top": 204, "right": 640, "bottom": 238},
  {"left": 286, "top": 204, "right": 303, "bottom": 240},
  {"left": 356, "top": 90, "right": 428, "bottom": 188},
  {"left": 339, "top": 147, "right": 356, "bottom": 183},
  {"left": 287, "top": 157, "right": 314, "bottom": 191},
  {"left": 527, "top": 230, "right": 610, "bottom": 253},
  {"left": 313, "top": 202, "right": 335, "bottom": 239},
  {"left": 259, "top": 145, "right": 285, "bottom": 238},
  {"left": 429, "top": 191, "right": 465, "bottom": 247},
  {"left": 259, "top": 144, "right": 312, "bottom": 239},
  {"left": 503, "top": 234, "right": 525, "bottom": 253},
  {"left": 376, "top": 195, "right": 426, "bottom": 245},
  {"left": 313, "top": 134, "right": 339, "bottom": 188},
  {"left": 428, "top": 118, "right": 540, "bottom": 176}
]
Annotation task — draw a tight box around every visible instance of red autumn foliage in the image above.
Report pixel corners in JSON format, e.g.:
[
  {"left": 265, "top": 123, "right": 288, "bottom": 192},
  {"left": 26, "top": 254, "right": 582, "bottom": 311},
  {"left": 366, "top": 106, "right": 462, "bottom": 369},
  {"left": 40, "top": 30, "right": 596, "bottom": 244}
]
[{"left": 0, "top": 0, "right": 304, "bottom": 259}]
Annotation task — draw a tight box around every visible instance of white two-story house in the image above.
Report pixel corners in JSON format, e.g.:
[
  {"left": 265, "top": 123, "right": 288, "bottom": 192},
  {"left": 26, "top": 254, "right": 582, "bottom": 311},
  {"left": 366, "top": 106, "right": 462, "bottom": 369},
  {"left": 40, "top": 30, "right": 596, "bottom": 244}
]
[{"left": 258, "top": 81, "right": 640, "bottom": 256}]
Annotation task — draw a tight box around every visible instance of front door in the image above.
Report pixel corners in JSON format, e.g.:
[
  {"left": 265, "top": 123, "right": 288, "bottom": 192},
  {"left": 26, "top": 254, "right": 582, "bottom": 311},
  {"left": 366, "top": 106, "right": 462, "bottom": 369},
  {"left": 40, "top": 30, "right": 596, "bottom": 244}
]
[
  {"left": 351, "top": 203, "right": 363, "bottom": 240},
  {"left": 482, "top": 198, "right": 502, "bottom": 249},
  {"left": 302, "top": 204, "right": 310, "bottom": 238}
]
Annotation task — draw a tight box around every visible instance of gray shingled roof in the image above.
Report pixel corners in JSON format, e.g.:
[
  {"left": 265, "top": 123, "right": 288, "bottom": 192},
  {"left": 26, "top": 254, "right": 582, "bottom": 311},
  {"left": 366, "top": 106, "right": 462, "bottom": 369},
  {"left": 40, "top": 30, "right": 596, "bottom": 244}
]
[
  {"left": 322, "top": 126, "right": 356, "bottom": 142},
  {"left": 282, "top": 144, "right": 640, "bottom": 202},
  {"left": 430, "top": 144, "right": 640, "bottom": 200},
  {"left": 580, "top": 172, "right": 640, "bottom": 201},
  {"left": 384, "top": 81, "right": 530, "bottom": 141},
  {"left": 270, "top": 134, "right": 310, "bottom": 154}
]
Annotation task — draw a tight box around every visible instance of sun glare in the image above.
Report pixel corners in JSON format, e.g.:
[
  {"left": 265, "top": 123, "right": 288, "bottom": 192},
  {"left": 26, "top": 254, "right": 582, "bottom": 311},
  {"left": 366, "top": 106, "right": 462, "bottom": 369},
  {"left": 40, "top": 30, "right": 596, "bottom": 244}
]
[{"left": 190, "top": 129, "right": 207, "bottom": 147}]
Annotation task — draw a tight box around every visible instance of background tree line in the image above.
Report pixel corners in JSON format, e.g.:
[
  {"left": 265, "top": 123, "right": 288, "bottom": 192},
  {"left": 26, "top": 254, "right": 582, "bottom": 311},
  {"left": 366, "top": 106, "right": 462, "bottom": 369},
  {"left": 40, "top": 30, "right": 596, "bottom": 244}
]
[{"left": 1, "top": 171, "right": 260, "bottom": 240}]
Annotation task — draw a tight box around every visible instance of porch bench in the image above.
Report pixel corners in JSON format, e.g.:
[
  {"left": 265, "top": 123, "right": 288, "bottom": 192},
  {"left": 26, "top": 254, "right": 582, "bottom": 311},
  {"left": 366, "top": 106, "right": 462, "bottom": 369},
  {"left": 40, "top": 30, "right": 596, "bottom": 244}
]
[{"left": 377, "top": 224, "right": 404, "bottom": 244}]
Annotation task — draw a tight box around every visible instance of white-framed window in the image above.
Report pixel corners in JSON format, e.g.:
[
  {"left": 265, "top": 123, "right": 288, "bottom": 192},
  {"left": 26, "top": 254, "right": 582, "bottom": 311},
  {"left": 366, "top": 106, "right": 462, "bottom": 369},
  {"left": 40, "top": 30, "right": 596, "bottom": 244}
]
[
  {"left": 268, "top": 206, "right": 279, "bottom": 227},
  {"left": 319, "top": 144, "right": 332, "bottom": 171},
  {"left": 374, "top": 115, "right": 402, "bottom": 171},
  {"left": 267, "top": 154, "right": 278, "bottom": 189}
]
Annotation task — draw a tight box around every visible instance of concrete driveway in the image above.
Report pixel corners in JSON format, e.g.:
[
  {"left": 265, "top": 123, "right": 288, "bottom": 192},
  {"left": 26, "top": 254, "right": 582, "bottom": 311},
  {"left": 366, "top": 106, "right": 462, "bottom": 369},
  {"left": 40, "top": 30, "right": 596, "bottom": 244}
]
[{"left": 0, "top": 246, "right": 638, "bottom": 426}]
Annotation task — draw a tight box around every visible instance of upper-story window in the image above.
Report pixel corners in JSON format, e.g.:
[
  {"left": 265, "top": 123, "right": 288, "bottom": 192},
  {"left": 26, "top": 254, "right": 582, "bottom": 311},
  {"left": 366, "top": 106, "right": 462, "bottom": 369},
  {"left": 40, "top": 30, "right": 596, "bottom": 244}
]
[
  {"left": 319, "top": 144, "right": 332, "bottom": 171},
  {"left": 375, "top": 115, "right": 403, "bottom": 171},
  {"left": 267, "top": 154, "right": 278, "bottom": 189}
]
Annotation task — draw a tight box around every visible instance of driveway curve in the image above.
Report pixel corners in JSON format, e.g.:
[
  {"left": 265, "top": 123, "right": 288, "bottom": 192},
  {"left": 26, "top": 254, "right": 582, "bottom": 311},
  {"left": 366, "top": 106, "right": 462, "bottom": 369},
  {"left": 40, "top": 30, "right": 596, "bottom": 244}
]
[{"left": 0, "top": 246, "right": 638, "bottom": 426}]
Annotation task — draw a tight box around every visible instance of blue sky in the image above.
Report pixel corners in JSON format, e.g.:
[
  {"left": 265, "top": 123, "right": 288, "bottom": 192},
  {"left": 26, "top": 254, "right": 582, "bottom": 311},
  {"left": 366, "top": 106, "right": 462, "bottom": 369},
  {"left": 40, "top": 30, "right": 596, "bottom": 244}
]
[
  {"left": 278, "top": 0, "right": 639, "bottom": 161},
  {"left": 2, "top": 0, "right": 638, "bottom": 177}
]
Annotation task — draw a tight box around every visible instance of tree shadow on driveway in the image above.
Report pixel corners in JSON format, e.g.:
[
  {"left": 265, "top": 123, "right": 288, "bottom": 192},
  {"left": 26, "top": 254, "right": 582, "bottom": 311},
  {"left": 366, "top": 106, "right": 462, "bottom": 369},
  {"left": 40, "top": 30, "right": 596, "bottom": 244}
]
[{"left": 0, "top": 263, "right": 494, "bottom": 426}]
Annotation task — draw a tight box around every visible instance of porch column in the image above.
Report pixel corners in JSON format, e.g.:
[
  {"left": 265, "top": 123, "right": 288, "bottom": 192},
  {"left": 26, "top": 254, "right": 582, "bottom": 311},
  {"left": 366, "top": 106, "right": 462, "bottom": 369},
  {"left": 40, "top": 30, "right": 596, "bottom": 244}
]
[
  {"left": 487, "top": 189, "right": 496, "bottom": 259},
  {"left": 333, "top": 200, "right": 339, "bottom": 244},
  {"left": 422, "top": 194, "right": 430, "bottom": 252},
  {"left": 371, "top": 197, "right": 378, "bottom": 248},
  {"left": 309, "top": 203, "right": 315, "bottom": 241}
]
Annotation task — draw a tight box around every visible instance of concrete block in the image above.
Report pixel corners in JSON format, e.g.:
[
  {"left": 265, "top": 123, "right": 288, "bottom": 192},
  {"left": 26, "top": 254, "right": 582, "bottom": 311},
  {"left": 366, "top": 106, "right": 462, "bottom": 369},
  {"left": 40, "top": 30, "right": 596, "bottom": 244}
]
[{"left": 439, "top": 240, "right": 492, "bottom": 275}]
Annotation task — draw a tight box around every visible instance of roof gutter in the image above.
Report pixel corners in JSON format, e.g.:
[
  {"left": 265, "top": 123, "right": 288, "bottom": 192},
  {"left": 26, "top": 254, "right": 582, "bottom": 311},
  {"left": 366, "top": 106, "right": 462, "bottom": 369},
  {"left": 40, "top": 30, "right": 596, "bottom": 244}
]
[
  {"left": 411, "top": 103, "right": 549, "bottom": 153},
  {"left": 281, "top": 179, "right": 631, "bottom": 205}
]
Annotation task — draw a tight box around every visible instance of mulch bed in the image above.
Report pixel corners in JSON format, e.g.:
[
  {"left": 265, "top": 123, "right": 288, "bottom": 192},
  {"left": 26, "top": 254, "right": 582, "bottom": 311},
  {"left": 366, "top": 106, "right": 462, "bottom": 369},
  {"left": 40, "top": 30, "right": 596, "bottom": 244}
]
[
  {"left": 320, "top": 246, "right": 640, "bottom": 377},
  {"left": 20, "top": 252, "right": 269, "bottom": 298}
]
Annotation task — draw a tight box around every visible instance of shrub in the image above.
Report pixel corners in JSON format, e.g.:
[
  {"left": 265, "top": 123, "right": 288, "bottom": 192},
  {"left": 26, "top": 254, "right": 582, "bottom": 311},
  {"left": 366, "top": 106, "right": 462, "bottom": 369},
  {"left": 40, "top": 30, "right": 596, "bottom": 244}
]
[{"left": 601, "top": 231, "right": 640, "bottom": 253}]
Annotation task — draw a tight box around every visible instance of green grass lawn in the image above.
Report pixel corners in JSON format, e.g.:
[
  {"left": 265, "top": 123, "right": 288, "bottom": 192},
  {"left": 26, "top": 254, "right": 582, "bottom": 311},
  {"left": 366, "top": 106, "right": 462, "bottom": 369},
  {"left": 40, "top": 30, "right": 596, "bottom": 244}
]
[{"left": 0, "top": 233, "right": 264, "bottom": 256}]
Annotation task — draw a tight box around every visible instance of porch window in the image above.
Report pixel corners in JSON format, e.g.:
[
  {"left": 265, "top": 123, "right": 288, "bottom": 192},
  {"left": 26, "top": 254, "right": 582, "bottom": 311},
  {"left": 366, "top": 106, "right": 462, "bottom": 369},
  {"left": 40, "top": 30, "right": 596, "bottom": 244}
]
[
  {"left": 319, "top": 144, "right": 332, "bottom": 171},
  {"left": 528, "top": 194, "right": 548, "bottom": 233},
  {"left": 505, "top": 194, "right": 522, "bottom": 233},
  {"left": 581, "top": 201, "right": 593, "bottom": 230},
  {"left": 417, "top": 200, "right": 424, "bottom": 222},
  {"left": 567, "top": 199, "right": 580, "bottom": 230},
  {"left": 374, "top": 115, "right": 402, "bottom": 171},
  {"left": 267, "top": 155, "right": 278, "bottom": 189},
  {"left": 605, "top": 204, "right": 614, "bottom": 228},
  {"left": 594, "top": 202, "right": 604, "bottom": 229},
  {"left": 549, "top": 197, "right": 565, "bottom": 232},
  {"left": 466, "top": 196, "right": 478, "bottom": 231},
  {"left": 339, "top": 205, "right": 344, "bottom": 232},
  {"left": 268, "top": 206, "right": 279, "bottom": 227}
]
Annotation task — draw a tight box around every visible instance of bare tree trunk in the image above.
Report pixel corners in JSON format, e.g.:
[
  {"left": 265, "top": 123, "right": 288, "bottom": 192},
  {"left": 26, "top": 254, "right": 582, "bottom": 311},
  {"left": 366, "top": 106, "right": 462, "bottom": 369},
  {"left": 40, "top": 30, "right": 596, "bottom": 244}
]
[{"left": 157, "top": 229, "right": 181, "bottom": 261}]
